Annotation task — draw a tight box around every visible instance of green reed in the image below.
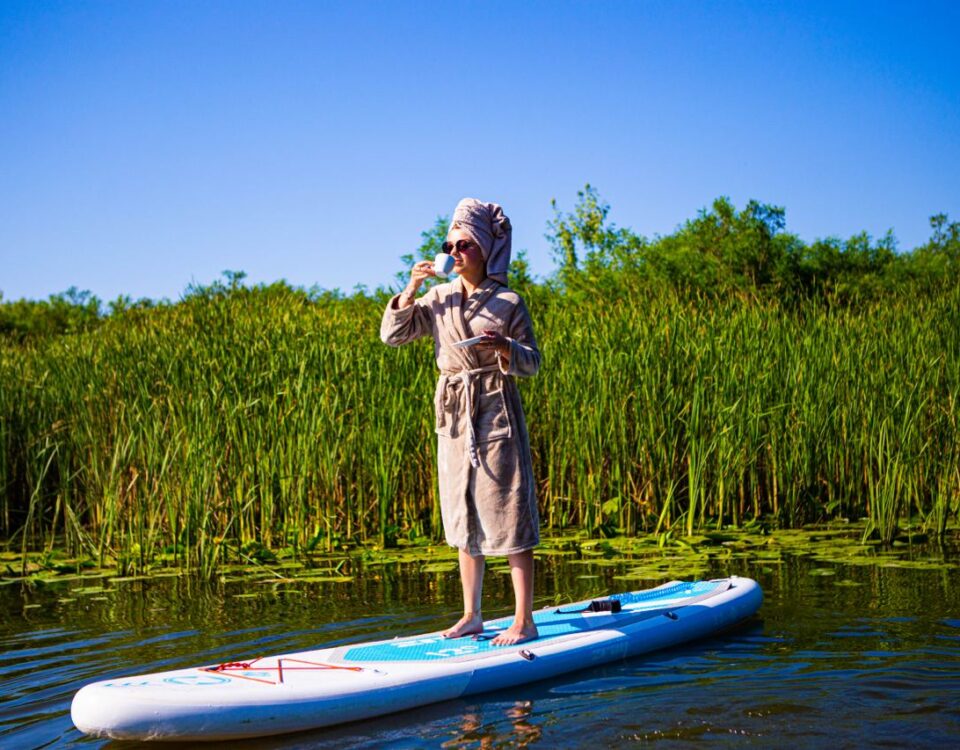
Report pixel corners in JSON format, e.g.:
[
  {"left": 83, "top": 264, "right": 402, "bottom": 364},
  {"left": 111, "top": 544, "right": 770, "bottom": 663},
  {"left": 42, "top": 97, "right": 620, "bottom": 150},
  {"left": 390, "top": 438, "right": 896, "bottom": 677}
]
[{"left": 1, "top": 282, "right": 958, "bottom": 572}]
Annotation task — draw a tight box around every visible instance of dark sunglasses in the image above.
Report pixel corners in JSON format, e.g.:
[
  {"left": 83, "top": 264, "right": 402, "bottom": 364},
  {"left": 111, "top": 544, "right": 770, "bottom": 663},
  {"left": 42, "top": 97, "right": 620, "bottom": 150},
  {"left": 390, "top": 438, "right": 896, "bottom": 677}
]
[{"left": 441, "top": 239, "right": 477, "bottom": 254}]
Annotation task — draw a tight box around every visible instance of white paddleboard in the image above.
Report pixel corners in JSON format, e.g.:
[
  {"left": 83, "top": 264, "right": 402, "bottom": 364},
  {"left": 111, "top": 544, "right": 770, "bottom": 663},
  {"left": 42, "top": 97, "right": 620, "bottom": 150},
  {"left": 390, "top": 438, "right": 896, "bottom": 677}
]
[{"left": 71, "top": 577, "right": 762, "bottom": 741}]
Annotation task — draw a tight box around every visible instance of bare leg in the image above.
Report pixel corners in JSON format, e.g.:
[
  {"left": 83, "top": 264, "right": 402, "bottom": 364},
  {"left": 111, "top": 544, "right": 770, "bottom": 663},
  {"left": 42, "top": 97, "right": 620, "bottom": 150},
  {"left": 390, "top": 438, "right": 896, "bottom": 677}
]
[
  {"left": 443, "top": 548, "right": 485, "bottom": 638},
  {"left": 492, "top": 549, "right": 538, "bottom": 646}
]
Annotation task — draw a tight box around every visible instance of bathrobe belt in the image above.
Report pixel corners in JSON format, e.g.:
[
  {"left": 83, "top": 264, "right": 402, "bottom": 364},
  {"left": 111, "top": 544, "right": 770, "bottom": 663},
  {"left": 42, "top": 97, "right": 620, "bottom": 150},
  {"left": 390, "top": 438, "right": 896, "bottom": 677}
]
[{"left": 437, "top": 364, "right": 502, "bottom": 469}]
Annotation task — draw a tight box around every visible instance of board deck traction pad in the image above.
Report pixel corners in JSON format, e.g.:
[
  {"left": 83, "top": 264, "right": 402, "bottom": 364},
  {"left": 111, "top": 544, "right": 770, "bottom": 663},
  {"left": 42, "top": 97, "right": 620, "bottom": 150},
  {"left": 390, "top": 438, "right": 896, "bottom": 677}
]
[{"left": 340, "top": 579, "right": 728, "bottom": 663}]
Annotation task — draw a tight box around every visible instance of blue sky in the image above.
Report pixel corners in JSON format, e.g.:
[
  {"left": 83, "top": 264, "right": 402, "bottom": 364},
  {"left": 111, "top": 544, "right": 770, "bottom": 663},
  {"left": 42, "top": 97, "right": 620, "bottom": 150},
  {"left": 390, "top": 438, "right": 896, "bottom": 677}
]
[{"left": 2, "top": 1, "right": 958, "bottom": 303}]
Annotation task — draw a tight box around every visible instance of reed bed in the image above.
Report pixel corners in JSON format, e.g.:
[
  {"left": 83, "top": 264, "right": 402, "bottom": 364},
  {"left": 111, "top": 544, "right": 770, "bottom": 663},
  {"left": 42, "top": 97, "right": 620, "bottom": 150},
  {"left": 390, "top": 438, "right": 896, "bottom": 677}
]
[{"left": 2, "top": 283, "right": 958, "bottom": 572}]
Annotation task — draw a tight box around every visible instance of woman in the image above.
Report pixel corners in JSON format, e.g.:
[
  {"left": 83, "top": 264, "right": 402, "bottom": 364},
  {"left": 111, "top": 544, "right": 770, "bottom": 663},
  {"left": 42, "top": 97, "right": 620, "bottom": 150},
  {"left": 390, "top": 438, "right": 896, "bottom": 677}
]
[{"left": 380, "top": 198, "right": 541, "bottom": 646}]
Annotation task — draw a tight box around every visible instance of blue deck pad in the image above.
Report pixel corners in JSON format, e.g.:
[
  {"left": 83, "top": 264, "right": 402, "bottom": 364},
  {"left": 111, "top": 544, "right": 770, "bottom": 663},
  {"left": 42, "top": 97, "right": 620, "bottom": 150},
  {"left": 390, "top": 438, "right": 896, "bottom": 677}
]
[{"left": 342, "top": 580, "right": 726, "bottom": 663}]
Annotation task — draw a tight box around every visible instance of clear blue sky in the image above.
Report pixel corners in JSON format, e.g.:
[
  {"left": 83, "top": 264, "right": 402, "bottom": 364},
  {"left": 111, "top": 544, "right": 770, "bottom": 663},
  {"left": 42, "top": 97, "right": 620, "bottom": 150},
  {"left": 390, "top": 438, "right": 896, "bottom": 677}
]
[{"left": 2, "top": 0, "right": 958, "bottom": 303}]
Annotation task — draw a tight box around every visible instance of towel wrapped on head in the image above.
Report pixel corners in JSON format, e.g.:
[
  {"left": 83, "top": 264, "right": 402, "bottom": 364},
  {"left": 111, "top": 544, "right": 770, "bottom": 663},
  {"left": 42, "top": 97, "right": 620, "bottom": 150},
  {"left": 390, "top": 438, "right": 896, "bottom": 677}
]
[{"left": 451, "top": 198, "right": 512, "bottom": 286}]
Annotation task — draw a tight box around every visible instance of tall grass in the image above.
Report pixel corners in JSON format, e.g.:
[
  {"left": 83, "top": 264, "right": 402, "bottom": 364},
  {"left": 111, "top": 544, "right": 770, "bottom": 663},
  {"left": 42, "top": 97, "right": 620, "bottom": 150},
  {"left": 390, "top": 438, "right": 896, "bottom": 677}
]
[
  {"left": 525, "top": 283, "right": 960, "bottom": 543},
  {"left": 2, "top": 282, "right": 958, "bottom": 572}
]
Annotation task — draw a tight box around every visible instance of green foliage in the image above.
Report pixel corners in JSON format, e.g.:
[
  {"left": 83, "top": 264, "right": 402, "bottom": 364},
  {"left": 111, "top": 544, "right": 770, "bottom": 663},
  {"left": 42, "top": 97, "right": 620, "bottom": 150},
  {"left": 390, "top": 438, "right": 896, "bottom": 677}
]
[
  {"left": 544, "top": 185, "right": 958, "bottom": 303},
  {"left": 0, "top": 287, "right": 103, "bottom": 342},
  {"left": 508, "top": 250, "right": 535, "bottom": 295},
  {"left": 907, "top": 213, "right": 960, "bottom": 289}
]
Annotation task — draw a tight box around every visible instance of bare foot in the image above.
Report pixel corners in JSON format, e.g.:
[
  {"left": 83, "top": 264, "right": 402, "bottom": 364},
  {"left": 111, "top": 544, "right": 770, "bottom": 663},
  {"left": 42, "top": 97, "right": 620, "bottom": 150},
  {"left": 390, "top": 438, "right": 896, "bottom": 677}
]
[
  {"left": 491, "top": 620, "right": 538, "bottom": 646},
  {"left": 443, "top": 612, "right": 484, "bottom": 639}
]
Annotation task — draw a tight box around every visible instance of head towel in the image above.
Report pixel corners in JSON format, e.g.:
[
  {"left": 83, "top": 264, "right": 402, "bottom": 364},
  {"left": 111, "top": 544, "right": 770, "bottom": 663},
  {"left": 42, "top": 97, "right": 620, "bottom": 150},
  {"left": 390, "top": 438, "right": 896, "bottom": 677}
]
[{"left": 451, "top": 198, "right": 512, "bottom": 286}]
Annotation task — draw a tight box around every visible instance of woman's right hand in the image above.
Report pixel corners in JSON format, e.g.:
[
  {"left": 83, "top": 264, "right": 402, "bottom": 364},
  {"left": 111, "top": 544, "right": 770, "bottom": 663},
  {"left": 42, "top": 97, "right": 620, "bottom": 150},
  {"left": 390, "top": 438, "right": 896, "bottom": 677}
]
[
  {"left": 407, "top": 260, "right": 436, "bottom": 293},
  {"left": 398, "top": 260, "right": 436, "bottom": 308}
]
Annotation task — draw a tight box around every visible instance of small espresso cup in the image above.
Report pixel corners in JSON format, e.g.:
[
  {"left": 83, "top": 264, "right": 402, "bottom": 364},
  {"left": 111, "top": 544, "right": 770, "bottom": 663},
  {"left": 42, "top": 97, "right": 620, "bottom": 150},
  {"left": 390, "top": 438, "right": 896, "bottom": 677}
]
[{"left": 434, "top": 252, "right": 455, "bottom": 279}]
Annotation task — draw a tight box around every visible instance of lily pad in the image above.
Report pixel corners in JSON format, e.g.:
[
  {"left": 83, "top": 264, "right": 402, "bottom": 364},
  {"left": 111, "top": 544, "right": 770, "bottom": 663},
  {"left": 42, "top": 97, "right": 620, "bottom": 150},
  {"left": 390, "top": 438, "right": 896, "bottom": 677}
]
[
  {"left": 420, "top": 562, "right": 458, "bottom": 573},
  {"left": 73, "top": 586, "right": 109, "bottom": 595}
]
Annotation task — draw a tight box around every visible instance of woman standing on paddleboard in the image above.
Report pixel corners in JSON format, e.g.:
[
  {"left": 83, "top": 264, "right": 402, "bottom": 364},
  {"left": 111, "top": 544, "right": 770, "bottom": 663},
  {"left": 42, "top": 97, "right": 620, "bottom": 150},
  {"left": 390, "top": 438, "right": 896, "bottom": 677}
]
[{"left": 381, "top": 198, "right": 541, "bottom": 646}]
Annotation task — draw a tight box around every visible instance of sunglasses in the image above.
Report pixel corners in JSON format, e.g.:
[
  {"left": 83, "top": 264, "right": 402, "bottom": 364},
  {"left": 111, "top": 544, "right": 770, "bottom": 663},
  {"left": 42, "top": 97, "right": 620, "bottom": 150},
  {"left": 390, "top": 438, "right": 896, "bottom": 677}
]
[{"left": 441, "top": 239, "right": 477, "bottom": 254}]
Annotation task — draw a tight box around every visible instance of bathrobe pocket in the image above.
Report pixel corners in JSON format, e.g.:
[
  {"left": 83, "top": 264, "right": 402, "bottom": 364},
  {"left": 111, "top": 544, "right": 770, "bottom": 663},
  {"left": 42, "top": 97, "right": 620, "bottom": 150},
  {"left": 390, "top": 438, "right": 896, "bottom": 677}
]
[
  {"left": 474, "top": 374, "right": 512, "bottom": 443},
  {"left": 434, "top": 378, "right": 459, "bottom": 438}
]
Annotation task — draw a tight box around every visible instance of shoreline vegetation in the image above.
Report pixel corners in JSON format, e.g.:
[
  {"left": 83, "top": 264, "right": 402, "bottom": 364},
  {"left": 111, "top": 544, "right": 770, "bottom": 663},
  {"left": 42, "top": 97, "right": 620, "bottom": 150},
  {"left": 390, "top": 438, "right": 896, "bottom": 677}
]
[
  {"left": 2, "top": 188, "right": 959, "bottom": 577},
  {"left": 2, "top": 523, "right": 956, "bottom": 590}
]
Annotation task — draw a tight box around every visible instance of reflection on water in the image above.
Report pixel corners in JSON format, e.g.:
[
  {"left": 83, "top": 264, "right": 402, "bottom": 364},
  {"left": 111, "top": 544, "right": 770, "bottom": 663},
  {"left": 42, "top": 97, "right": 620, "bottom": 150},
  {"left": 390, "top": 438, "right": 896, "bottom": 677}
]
[
  {"left": 1, "top": 544, "right": 959, "bottom": 748},
  {"left": 442, "top": 701, "right": 542, "bottom": 749}
]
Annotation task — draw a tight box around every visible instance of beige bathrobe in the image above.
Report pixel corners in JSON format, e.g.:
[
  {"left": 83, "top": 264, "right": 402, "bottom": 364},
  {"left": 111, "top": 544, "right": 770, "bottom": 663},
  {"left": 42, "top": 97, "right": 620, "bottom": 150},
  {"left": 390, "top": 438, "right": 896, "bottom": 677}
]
[{"left": 380, "top": 276, "right": 541, "bottom": 556}]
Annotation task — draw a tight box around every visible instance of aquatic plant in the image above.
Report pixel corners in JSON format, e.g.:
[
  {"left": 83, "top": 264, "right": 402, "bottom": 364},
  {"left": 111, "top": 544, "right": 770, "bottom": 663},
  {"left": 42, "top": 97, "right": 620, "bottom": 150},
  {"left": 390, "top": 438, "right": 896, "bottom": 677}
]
[{"left": 1, "top": 277, "right": 957, "bottom": 571}]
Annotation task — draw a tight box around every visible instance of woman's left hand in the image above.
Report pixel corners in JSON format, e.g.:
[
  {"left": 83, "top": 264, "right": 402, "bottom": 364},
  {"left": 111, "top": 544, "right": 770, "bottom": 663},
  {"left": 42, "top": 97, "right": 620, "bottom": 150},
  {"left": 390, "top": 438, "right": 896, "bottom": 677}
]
[{"left": 477, "top": 330, "right": 510, "bottom": 357}]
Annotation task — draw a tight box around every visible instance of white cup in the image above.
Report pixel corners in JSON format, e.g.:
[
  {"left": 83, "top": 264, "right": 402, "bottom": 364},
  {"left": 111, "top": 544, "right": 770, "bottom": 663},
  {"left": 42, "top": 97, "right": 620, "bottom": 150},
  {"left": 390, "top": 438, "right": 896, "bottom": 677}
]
[{"left": 434, "top": 252, "right": 455, "bottom": 279}]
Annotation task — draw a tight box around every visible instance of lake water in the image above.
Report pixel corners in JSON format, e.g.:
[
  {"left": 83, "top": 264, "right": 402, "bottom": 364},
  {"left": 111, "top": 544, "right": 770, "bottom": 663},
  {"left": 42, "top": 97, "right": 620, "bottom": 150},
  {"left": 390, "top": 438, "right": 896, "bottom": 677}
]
[{"left": 2, "top": 536, "right": 959, "bottom": 748}]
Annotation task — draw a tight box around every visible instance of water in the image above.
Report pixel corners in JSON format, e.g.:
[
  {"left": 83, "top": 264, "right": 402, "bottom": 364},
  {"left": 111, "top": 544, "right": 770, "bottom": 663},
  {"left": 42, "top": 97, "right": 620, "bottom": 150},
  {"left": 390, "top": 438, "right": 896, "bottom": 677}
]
[{"left": 2, "top": 545, "right": 959, "bottom": 748}]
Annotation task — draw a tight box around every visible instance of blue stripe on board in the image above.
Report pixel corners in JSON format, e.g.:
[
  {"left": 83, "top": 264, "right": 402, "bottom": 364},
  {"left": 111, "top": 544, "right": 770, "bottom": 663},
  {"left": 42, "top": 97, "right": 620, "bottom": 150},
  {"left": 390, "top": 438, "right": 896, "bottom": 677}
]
[
  {"left": 342, "top": 580, "right": 725, "bottom": 663},
  {"left": 614, "top": 580, "right": 722, "bottom": 606}
]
